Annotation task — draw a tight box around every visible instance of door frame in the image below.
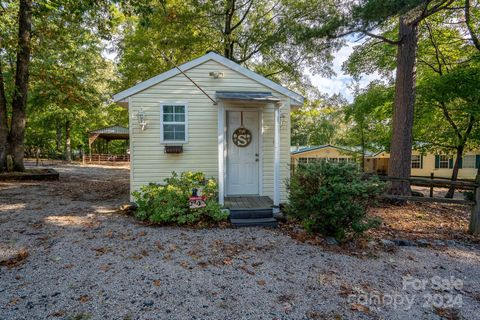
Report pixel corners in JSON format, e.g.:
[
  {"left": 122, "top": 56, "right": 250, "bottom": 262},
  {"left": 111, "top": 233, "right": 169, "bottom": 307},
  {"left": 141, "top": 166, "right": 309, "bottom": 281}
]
[{"left": 224, "top": 106, "right": 263, "bottom": 198}]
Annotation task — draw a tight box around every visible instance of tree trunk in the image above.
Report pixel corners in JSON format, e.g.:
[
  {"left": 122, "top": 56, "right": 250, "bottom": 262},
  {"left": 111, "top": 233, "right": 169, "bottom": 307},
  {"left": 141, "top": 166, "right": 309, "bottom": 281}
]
[
  {"left": 56, "top": 124, "right": 62, "bottom": 153},
  {"left": 9, "top": 0, "right": 32, "bottom": 172},
  {"left": 65, "top": 120, "right": 71, "bottom": 162},
  {"left": 361, "top": 121, "right": 367, "bottom": 172},
  {"left": 446, "top": 147, "right": 463, "bottom": 198},
  {"left": 223, "top": 0, "right": 235, "bottom": 60},
  {"left": 387, "top": 16, "right": 418, "bottom": 195},
  {"left": 0, "top": 56, "right": 8, "bottom": 173}
]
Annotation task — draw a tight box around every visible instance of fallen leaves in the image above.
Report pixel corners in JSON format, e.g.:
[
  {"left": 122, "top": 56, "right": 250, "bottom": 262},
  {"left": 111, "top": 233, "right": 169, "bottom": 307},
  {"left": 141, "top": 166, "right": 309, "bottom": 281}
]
[
  {"left": 256, "top": 279, "right": 266, "bottom": 286},
  {"left": 350, "top": 303, "right": 370, "bottom": 314},
  {"left": 238, "top": 265, "right": 255, "bottom": 275},
  {"left": 92, "top": 247, "right": 112, "bottom": 256},
  {"left": 99, "top": 264, "right": 110, "bottom": 272},
  {"left": 155, "top": 241, "right": 164, "bottom": 251},
  {"left": 433, "top": 307, "right": 462, "bottom": 320},
  {"left": 153, "top": 279, "right": 161, "bottom": 286},
  {"left": 0, "top": 248, "right": 29, "bottom": 268},
  {"left": 78, "top": 295, "right": 91, "bottom": 303},
  {"left": 368, "top": 202, "right": 477, "bottom": 243}
]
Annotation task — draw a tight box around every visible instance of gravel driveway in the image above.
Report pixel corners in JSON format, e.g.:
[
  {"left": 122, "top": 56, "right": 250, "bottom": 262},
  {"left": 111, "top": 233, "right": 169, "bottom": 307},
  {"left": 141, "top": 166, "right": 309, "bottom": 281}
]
[{"left": 1, "top": 164, "right": 480, "bottom": 320}]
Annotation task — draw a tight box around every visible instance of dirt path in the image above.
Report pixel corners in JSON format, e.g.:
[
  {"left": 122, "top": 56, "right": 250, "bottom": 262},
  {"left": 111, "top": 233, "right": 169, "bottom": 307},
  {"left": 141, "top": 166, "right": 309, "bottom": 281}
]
[{"left": 1, "top": 164, "right": 479, "bottom": 320}]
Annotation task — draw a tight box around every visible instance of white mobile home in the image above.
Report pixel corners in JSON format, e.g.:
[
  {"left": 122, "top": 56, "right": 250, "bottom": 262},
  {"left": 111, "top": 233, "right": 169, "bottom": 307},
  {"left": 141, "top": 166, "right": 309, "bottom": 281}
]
[{"left": 113, "top": 52, "right": 304, "bottom": 212}]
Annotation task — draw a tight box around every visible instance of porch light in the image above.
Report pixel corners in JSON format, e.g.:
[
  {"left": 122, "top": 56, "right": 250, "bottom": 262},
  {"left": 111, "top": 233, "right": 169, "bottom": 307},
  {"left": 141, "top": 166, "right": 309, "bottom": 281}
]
[
  {"left": 209, "top": 72, "right": 224, "bottom": 79},
  {"left": 137, "top": 108, "right": 147, "bottom": 131},
  {"left": 280, "top": 113, "right": 287, "bottom": 129}
]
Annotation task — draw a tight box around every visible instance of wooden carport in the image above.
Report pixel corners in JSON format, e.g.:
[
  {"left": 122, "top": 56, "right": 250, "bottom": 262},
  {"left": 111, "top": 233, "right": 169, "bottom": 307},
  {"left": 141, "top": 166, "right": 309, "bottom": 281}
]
[{"left": 87, "top": 126, "right": 130, "bottom": 162}]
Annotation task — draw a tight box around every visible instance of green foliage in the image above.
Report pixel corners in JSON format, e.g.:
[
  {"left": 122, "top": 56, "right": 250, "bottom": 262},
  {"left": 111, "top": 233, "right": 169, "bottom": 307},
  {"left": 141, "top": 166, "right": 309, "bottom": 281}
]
[
  {"left": 115, "top": 0, "right": 343, "bottom": 92},
  {"left": 338, "top": 82, "right": 394, "bottom": 155},
  {"left": 132, "top": 171, "right": 228, "bottom": 225},
  {"left": 286, "top": 162, "right": 384, "bottom": 240},
  {"left": 291, "top": 92, "right": 346, "bottom": 146},
  {"left": 1, "top": 1, "right": 125, "bottom": 160}
]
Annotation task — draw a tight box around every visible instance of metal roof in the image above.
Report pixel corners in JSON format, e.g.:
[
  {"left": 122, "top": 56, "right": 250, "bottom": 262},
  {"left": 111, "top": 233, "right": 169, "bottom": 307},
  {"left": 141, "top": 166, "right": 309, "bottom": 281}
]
[
  {"left": 291, "top": 144, "right": 358, "bottom": 155},
  {"left": 89, "top": 126, "right": 129, "bottom": 135},
  {"left": 216, "top": 91, "right": 281, "bottom": 102},
  {"left": 290, "top": 144, "right": 380, "bottom": 157}
]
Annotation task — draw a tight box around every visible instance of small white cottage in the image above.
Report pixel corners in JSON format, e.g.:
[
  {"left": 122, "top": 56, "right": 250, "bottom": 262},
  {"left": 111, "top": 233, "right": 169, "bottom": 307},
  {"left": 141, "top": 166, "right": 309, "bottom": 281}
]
[{"left": 113, "top": 52, "right": 303, "bottom": 214}]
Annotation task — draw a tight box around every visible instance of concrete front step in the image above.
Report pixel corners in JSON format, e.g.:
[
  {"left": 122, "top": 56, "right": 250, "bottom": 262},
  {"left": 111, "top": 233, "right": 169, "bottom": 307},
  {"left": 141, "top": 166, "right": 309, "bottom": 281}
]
[
  {"left": 229, "top": 208, "right": 273, "bottom": 219},
  {"left": 230, "top": 217, "right": 278, "bottom": 228}
]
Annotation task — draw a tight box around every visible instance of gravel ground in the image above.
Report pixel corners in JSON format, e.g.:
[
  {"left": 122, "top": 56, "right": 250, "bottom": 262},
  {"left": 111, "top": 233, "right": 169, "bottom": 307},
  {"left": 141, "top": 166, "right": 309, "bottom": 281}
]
[{"left": 1, "top": 164, "right": 480, "bottom": 320}]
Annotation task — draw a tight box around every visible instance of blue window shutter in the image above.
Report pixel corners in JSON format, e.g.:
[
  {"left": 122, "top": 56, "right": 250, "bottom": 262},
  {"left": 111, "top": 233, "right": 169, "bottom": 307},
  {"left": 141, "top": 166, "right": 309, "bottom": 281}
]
[
  {"left": 435, "top": 155, "right": 440, "bottom": 169},
  {"left": 449, "top": 158, "right": 454, "bottom": 169},
  {"left": 458, "top": 156, "right": 462, "bottom": 169},
  {"left": 476, "top": 155, "right": 480, "bottom": 169}
]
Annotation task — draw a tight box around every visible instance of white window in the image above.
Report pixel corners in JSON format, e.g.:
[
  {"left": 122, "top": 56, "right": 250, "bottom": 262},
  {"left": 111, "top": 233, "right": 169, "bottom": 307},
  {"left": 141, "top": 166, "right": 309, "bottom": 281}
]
[
  {"left": 411, "top": 155, "right": 421, "bottom": 169},
  {"left": 463, "top": 155, "right": 476, "bottom": 168},
  {"left": 161, "top": 103, "right": 188, "bottom": 143},
  {"left": 439, "top": 155, "right": 449, "bottom": 168}
]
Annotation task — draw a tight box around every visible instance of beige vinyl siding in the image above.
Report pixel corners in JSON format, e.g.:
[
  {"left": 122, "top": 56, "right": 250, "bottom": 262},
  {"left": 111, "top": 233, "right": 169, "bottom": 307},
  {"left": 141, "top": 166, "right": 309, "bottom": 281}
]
[
  {"left": 129, "top": 59, "right": 291, "bottom": 202},
  {"left": 365, "top": 150, "right": 479, "bottom": 180},
  {"left": 411, "top": 152, "right": 479, "bottom": 180}
]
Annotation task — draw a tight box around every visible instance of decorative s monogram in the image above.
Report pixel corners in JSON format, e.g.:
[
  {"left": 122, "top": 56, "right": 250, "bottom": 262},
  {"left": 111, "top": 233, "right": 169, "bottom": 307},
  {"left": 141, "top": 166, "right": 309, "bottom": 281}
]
[{"left": 232, "top": 127, "right": 252, "bottom": 147}]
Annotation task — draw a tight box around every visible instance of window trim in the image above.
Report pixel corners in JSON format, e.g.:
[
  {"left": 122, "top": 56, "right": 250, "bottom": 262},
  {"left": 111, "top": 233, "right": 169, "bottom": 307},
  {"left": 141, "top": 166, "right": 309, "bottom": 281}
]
[
  {"left": 463, "top": 155, "right": 476, "bottom": 169},
  {"left": 411, "top": 155, "right": 421, "bottom": 169},
  {"left": 439, "top": 155, "right": 449, "bottom": 169},
  {"left": 160, "top": 102, "right": 189, "bottom": 144}
]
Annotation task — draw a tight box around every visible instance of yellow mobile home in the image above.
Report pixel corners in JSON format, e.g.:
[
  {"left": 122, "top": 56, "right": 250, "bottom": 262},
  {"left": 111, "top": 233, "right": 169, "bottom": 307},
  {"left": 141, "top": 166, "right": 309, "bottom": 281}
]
[
  {"left": 367, "top": 151, "right": 480, "bottom": 180},
  {"left": 290, "top": 145, "right": 358, "bottom": 166}
]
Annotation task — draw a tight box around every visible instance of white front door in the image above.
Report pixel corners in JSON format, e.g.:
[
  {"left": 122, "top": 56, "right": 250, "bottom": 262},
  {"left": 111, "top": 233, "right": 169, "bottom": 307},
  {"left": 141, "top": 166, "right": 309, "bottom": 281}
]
[{"left": 226, "top": 111, "right": 259, "bottom": 195}]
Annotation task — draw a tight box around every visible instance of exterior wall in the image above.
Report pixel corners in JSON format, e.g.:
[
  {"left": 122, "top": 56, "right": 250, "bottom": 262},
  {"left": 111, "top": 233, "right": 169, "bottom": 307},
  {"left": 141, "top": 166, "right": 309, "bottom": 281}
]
[
  {"left": 128, "top": 59, "right": 291, "bottom": 202},
  {"left": 366, "top": 150, "right": 479, "bottom": 180},
  {"left": 411, "top": 151, "right": 479, "bottom": 180},
  {"left": 291, "top": 147, "right": 356, "bottom": 165}
]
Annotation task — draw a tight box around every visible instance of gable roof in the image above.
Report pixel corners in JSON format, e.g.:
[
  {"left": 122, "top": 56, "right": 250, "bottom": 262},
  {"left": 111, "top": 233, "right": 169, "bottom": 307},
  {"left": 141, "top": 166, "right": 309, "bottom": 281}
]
[
  {"left": 291, "top": 144, "right": 359, "bottom": 155},
  {"left": 113, "top": 52, "right": 304, "bottom": 106}
]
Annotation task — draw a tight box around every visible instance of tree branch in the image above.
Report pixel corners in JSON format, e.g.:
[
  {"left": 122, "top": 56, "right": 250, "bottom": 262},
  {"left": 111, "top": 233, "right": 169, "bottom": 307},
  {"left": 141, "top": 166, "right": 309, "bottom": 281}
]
[
  {"left": 361, "top": 31, "right": 401, "bottom": 45},
  {"left": 230, "top": 0, "right": 254, "bottom": 32},
  {"left": 425, "top": 22, "right": 444, "bottom": 75},
  {"left": 437, "top": 102, "right": 463, "bottom": 141},
  {"left": 465, "top": 0, "right": 480, "bottom": 51}
]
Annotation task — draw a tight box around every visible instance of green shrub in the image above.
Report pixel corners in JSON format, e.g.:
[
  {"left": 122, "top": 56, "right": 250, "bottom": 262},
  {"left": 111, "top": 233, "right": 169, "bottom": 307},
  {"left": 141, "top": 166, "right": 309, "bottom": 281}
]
[
  {"left": 286, "top": 162, "right": 384, "bottom": 241},
  {"left": 131, "top": 171, "right": 228, "bottom": 225}
]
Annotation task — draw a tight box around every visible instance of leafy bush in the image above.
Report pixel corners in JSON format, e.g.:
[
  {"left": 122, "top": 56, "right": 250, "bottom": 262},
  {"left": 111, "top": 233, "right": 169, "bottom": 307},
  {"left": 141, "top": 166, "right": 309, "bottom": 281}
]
[
  {"left": 132, "top": 171, "right": 228, "bottom": 225},
  {"left": 286, "top": 162, "right": 384, "bottom": 241}
]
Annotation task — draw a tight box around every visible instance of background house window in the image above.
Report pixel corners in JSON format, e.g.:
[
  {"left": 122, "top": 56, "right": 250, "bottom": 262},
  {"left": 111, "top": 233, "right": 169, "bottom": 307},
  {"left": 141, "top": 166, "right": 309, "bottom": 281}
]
[
  {"left": 463, "top": 155, "right": 476, "bottom": 168},
  {"left": 161, "top": 104, "right": 187, "bottom": 143},
  {"left": 411, "top": 155, "right": 421, "bottom": 168},
  {"left": 439, "top": 155, "right": 449, "bottom": 168}
]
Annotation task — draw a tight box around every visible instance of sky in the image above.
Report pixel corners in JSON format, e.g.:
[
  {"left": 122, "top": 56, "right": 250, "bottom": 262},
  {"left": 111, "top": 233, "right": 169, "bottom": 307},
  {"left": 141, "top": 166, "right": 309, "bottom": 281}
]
[{"left": 310, "top": 40, "right": 381, "bottom": 102}]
